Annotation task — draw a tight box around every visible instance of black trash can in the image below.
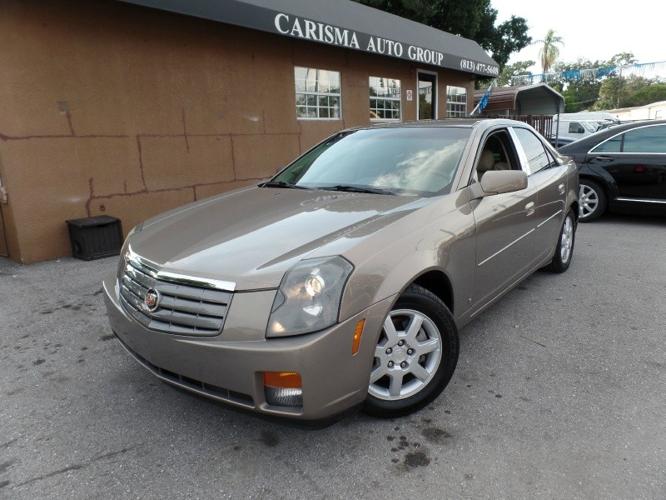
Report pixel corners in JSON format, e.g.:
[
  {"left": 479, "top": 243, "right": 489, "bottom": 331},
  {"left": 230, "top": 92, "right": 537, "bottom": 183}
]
[{"left": 66, "top": 215, "right": 123, "bottom": 261}]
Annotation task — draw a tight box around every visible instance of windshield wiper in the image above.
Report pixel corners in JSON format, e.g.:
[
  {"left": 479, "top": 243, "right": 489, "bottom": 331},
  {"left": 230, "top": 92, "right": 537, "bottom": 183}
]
[
  {"left": 258, "top": 180, "right": 311, "bottom": 190},
  {"left": 317, "top": 184, "right": 396, "bottom": 195}
]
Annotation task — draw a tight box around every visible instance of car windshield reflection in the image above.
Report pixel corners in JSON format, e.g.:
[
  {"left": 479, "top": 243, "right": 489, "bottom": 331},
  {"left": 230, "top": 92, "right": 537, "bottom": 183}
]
[{"left": 270, "top": 127, "right": 471, "bottom": 197}]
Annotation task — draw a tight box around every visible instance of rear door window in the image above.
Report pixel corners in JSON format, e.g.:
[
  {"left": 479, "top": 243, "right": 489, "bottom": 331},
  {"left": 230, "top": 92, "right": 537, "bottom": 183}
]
[
  {"left": 591, "top": 134, "right": 623, "bottom": 153},
  {"left": 513, "top": 128, "right": 550, "bottom": 175},
  {"left": 622, "top": 125, "right": 666, "bottom": 153}
]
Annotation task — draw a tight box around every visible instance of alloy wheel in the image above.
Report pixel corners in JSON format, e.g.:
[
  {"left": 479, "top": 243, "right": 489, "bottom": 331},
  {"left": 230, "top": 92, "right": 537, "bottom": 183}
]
[
  {"left": 368, "top": 309, "right": 442, "bottom": 401},
  {"left": 560, "top": 215, "right": 574, "bottom": 264},
  {"left": 579, "top": 184, "right": 599, "bottom": 219}
]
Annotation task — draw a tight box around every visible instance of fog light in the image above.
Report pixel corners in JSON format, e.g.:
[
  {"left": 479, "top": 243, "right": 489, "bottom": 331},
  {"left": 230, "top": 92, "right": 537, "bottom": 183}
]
[{"left": 263, "top": 372, "right": 303, "bottom": 408}]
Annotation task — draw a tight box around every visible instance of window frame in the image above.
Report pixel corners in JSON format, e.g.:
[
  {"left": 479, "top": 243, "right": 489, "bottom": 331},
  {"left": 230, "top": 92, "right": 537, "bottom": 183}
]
[
  {"left": 416, "top": 69, "right": 438, "bottom": 120},
  {"left": 369, "top": 76, "right": 402, "bottom": 122},
  {"left": 588, "top": 123, "right": 666, "bottom": 155},
  {"left": 467, "top": 127, "right": 523, "bottom": 186},
  {"left": 294, "top": 66, "right": 343, "bottom": 121},
  {"left": 446, "top": 85, "right": 468, "bottom": 118}
]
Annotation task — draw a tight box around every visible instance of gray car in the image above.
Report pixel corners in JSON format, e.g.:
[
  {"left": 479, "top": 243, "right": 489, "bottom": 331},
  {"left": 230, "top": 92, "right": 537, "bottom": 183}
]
[{"left": 104, "top": 119, "right": 578, "bottom": 420}]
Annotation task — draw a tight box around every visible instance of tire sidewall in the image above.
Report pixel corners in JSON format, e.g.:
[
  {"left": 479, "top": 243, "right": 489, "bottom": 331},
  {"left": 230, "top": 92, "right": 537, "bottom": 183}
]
[
  {"left": 548, "top": 210, "right": 576, "bottom": 273},
  {"left": 364, "top": 286, "right": 459, "bottom": 417}
]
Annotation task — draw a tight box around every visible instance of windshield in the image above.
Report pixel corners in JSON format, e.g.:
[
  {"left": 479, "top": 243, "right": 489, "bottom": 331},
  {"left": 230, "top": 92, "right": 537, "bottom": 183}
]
[{"left": 270, "top": 127, "right": 470, "bottom": 196}]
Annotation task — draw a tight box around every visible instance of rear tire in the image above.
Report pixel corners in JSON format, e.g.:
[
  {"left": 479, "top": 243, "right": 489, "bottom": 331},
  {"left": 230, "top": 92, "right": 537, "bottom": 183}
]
[
  {"left": 363, "top": 284, "right": 459, "bottom": 418},
  {"left": 579, "top": 180, "right": 607, "bottom": 221},
  {"left": 545, "top": 210, "right": 576, "bottom": 273}
]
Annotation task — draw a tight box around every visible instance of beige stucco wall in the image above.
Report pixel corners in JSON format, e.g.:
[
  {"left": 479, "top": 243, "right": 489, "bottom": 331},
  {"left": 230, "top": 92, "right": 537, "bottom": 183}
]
[{"left": 0, "top": 0, "right": 475, "bottom": 263}]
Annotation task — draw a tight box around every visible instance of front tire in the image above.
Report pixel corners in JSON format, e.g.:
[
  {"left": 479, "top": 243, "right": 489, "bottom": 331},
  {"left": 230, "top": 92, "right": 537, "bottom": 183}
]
[
  {"left": 363, "top": 284, "right": 459, "bottom": 418},
  {"left": 545, "top": 210, "right": 576, "bottom": 273},
  {"left": 579, "top": 180, "right": 607, "bottom": 221}
]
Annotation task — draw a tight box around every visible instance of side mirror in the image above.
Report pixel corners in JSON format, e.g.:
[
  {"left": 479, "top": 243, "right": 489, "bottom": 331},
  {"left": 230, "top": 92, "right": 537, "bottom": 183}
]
[{"left": 473, "top": 170, "right": 528, "bottom": 198}]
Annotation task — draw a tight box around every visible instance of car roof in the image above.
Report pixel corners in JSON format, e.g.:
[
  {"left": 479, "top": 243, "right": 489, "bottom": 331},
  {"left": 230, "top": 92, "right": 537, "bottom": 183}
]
[
  {"left": 559, "top": 119, "right": 666, "bottom": 153},
  {"left": 346, "top": 118, "right": 530, "bottom": 132}
]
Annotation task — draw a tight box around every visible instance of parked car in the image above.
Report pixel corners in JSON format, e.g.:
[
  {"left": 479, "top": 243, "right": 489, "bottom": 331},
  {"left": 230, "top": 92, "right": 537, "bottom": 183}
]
[
  {"left": 550, "top": 112, "right": 620, "bottom": 148},
  {"left": 104, "top": 119, "right": 578, "bottom": 421},
  {"left": 559, "top": 120, "right": 666, "bottom": 221}
]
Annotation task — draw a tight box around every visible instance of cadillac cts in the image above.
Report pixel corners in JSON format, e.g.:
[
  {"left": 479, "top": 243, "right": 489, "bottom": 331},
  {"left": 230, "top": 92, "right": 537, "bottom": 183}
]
[{"left": 104, "top": 119, "right": 579, "bottom": 420}]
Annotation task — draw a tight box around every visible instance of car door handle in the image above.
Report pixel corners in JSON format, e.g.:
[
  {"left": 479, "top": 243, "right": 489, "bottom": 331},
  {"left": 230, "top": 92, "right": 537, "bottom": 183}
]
[
  {"left": 591, "top": 155, "right": 614, "bottom": 162},
  {"left": 525, "top": 201, "right": 535, "bottom": 216},
  {"left": 558, "top": 183, "right": 565, "bottom": 195}
]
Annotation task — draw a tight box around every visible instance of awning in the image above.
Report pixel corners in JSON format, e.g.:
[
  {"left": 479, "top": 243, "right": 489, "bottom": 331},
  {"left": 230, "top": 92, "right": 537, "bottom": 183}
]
[{"left": 119, "top": 0, "right": 499, "bottom": 77}]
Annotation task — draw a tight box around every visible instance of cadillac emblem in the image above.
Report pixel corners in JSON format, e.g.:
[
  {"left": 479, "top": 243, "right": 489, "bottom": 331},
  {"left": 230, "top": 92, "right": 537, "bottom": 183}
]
[{"left": 143, "top": 289, "right": 160, "bottom": 312}]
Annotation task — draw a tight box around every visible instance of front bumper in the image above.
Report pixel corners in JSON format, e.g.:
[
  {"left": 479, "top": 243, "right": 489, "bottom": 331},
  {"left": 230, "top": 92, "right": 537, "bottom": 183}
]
[{"left": 103, "top": 274, "right": 395, "bottom": 420}]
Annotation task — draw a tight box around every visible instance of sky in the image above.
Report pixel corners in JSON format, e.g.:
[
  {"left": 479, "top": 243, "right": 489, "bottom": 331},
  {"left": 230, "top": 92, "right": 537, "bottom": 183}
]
[{"left": 492, "top": 0, "right": 666, "bottom": 72}]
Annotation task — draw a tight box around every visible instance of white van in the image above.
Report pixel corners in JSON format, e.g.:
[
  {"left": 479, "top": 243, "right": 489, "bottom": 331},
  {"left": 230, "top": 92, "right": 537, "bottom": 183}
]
[{"left": 553, "top": 112, "right": 620, "bottom": 147}]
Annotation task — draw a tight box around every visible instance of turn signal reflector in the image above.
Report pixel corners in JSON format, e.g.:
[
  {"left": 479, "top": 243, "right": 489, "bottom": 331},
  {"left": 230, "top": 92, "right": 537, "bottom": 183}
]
[
  {"left": 263, "top": 371, "right": 302, "bottom": 389},
  {"left": 352, "top": 319, "right": 366, "bottom": 355}
]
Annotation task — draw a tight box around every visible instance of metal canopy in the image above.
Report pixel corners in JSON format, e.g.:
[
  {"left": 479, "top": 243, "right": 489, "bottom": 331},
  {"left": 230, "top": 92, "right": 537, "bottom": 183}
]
[
  {"left": 474, "top": 84, "right": 565, "bottom": 115},
  {"left": 119, "top": 0, "right": 499, "bottom": 77}
]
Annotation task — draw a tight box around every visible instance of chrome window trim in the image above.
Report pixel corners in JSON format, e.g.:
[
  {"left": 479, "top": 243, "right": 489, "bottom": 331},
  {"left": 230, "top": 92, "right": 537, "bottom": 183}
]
[
  {"left": 126, "top": 246, "right": 236, "bottom": 292},
  {"left": 615, "top": 197, "right": 666, "bottom": 205},
  {"left": 588, "top": 123, "right": 666, "bottom": 155}
]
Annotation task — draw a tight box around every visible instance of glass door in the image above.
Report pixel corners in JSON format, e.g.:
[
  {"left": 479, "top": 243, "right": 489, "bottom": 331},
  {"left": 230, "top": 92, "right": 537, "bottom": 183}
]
[{"left": 417, "top": 72, "right": 437, "bottom": 120}]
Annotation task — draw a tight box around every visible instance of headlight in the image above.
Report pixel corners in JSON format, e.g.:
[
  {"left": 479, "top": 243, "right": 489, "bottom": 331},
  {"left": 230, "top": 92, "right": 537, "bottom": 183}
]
[
  {"left": 267, "top": 256, "right": 353, "bottom": 337},
  {"left": 116, "top": 224, "right": 142, "bottom": 278}
]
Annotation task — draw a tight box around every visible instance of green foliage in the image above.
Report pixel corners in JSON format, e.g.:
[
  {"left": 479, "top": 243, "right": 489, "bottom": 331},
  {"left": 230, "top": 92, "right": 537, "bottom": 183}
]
[
  {"left": 594, "top": 77, "right": 666, "bottom": 110},
  {"left": 536, "top": 53, "right": 666, "bottom": 112},
  {"left": 550, "top": 59, "right": 604, "bottom": 112},
  {"left": 356, "top": 0, "right": 531, "bottom": 71},
  {"left": 608, "top": 52, "right": 637, "bottom": 67},
  {"left": 497, "top": 60, "right": 534, "bottom": 86},
  {"left": 624, "top": 83, "right": 666, "bottom": 107}
]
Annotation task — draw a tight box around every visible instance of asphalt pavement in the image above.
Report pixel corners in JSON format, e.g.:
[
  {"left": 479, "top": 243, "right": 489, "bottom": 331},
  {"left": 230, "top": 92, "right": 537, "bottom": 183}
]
[{"left": 1, "top": 214, "right": 664, "bottom": 499}]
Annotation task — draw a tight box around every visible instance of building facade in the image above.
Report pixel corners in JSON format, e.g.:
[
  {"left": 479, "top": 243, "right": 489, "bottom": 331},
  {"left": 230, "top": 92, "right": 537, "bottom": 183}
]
[{"left": 0, "top": 0, "right": 498, "bottom": 263}]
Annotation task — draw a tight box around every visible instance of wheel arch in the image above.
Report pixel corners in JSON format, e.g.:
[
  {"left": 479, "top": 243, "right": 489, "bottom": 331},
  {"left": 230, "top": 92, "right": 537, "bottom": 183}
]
[{"left": 406, "top": 268, "right": 455, "bottom": 315}]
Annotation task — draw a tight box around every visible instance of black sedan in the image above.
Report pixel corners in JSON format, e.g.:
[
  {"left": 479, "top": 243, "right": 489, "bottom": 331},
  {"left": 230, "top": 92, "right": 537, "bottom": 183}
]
[{"left": 559, "top": 120, "right": 666, "bottom": 221}]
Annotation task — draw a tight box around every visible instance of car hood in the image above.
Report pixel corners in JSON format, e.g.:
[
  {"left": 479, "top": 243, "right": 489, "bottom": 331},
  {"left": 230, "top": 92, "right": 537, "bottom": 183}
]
[{"left": 127, "top": 186, "right": 426, "bottom": 290}]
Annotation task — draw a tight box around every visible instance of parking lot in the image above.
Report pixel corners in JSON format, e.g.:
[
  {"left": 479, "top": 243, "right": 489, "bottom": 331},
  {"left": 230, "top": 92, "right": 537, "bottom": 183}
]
[{"left": 1, "top": 214, "right": 664, "bottom": 499}]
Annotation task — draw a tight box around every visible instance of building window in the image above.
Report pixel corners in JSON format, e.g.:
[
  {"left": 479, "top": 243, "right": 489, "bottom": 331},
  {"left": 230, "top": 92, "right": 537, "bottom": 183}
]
[
  {"left": 369, "top": 76, "right": 401, "bottom": 120},
  {"left": 446, "top": 86, "right": 467, "bottom": 117},
  {"left": 294, "top": 66, "right": 341, "bottom": 119}
]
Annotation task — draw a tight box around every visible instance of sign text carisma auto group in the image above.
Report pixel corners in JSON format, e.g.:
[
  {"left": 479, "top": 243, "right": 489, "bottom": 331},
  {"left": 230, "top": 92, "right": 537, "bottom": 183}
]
[{"left": 275, "top": 13, "right": 446, "bottom": 66}]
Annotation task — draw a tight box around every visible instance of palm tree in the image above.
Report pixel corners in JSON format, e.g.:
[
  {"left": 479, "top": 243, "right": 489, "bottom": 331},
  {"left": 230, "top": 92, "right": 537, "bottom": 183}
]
[{"left": 534, "top": 30, "right": 564, "bottom": 75}]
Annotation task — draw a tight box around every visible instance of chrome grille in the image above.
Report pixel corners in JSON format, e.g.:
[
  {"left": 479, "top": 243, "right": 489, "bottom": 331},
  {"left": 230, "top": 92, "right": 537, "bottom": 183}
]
[{"left": 118, "top": 258, "right": 232, "bottom": 336}]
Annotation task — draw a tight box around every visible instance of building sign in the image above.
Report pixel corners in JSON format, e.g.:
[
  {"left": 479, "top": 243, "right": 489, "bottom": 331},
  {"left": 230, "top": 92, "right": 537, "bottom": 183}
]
[
  {"left": 273, "top": 13, "right": 498, "bottom": 76},
  {"left": 121, "top": 1, "right": 499, "bottom": 77}
]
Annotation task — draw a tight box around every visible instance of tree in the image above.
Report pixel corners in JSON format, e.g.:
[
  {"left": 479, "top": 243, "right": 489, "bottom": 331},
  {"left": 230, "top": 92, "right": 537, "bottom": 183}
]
[
  {"left": 624, "top": 83, "right": 666, "bottom": 107},
  {"left": 534, "top": 29, "right": 563, "bottom": 73},
  {"left": 497, "top": 60, "right": 534, "bottom": 86},
  {"left": 608, "top": 52, "right": 637, "bottom": 67},
  {"left": 595, "top": 76, "right": 666, "bottom": 110},
  {"left": 356, "top": 0, "right": 531, "bottom": 71},
  {"left": 550, "top": 59, "right": 604, "bottom": 112}
]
